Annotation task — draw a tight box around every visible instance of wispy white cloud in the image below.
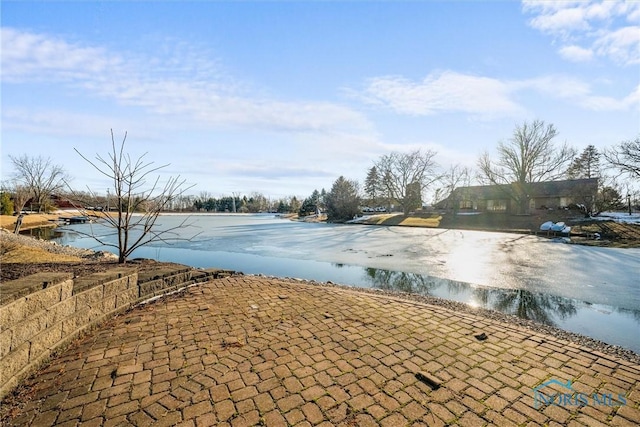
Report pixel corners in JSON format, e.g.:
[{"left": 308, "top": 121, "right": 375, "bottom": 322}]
[
  {"left": 1, "top": 27, "right": 373, "bottom": 136},
  {"left": 522, "top": 0, "right": 640, "bottom": 65},
  {"left": 558, "top": 45, "right": 594, "bottom": 62},
  {"left": 214, "top": 162, "right": 335, "bottom": 180},
  {"left": 528, "top": 74, "right": 640, "bottom": 112},
  {"left": 1, "top": 28, "right": 124, "bottom": 82},
  {"left": 1, "top": 108, "right": 144, "bottom": 138},
  {"left": 526, "top": 2, "right": 591, "bottom": 34},
  {"left": 517, "top": 75, "right": 639, "bottom": 111},
  {"left": 351, "top": 71, "right": 637, "bottom": 118},
  {"left": 351, "top": 71, "right": 524, "bottom": 119},
  {"left": 594, "top": 26, "right": 640, "bottom": 65}
]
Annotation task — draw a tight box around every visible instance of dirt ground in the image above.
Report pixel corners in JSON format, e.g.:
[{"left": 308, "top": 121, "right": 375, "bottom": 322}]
[
  {"left": 0, "top": 257, "right": 183, "bottom": 282},
  {"left": 0, "top": 233, "right": 177, "bottom": 282},
  {"left": 0, "top": 238, "right": 84, "bottom": 264}
]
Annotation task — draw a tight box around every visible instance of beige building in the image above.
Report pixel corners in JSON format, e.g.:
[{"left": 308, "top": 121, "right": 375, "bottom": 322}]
[{"left": 448, "top": 178, "right": 598, "bottom": 214}]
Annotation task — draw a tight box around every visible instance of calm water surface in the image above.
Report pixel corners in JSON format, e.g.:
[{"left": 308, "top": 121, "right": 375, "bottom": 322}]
[{"left": 53, "top": 213, "right": 640, "bottom": 352}]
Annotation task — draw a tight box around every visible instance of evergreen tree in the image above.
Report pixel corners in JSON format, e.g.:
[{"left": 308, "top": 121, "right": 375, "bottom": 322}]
[
  {"left": 0, "top": 192, "right": 14, "bottom": 215},
  {"left": 319, "top": 188, "right": 327, "bottom": 211},
  {"left": 289, "top": 196, "right": 301, "bottom": 213},
  {"left": 276, "top": 200, "right": 288, "bottom": 213},
  {"left": 298, "top": 197, "right": 317, "bottom": 216},
  {"left": 325, "top": 177, "right": 360, "bottom": 222},
  {"left": 567, "top": 145, "right": 601, "bottom": 179},
  {"left": 204, "top": 197, "right": 217, "bottom": 211},
  {"left": 299, "top": 190, "right": 320, "bottom": 216},
  {"left": 364, "top": 166, "right": 380, "bottom": 206},
  {"left": 596, "top": 186, "right": 624, "bottom": 212},
  {"left": 311, "top": 189, "right": 320, "bottom": 207}
]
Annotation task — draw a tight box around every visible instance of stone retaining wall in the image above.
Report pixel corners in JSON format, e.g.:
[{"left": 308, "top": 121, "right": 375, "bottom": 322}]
[{"left": 0, "top": 266, "right": 234, "bottom": 400}]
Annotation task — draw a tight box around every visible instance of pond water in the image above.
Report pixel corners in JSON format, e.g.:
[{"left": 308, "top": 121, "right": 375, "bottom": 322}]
[{"left": 51, "top": 213, "right": 640, "bottom": 352}]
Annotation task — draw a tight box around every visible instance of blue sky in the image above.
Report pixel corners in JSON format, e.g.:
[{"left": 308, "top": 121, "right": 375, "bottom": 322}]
[{"left": 2, "top": 1, "right": 639, "bottom": 200}]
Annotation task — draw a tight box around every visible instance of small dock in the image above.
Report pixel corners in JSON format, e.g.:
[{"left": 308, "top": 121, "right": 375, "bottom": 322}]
[{"left": 59, "top": 216, "right": 90, "bottom": 224}]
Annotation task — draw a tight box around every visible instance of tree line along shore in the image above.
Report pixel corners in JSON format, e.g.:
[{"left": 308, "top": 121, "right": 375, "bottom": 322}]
[{"left": 1, "top": 207, "right": 638, "bottom": 250}]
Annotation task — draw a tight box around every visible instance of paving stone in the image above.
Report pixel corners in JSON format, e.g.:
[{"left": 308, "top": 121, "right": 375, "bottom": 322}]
[
  {"left": 1, "top": 276, "right": 638, "bottom": 427},
  {"left": 285, "top": 408, "right": 306, "bottom": 425},
  {"left": 183, "top": 400, "right": 212, "bottom": 421},
  {"left": 129, "top": 410, "right": 155, "bottom": 426},
  {"left": 235, "top": 398, "right": 255, "bottom": 415},
  {"left": 214, "top": 399, "right": 236, "bottom": 422},
  {"left": 428, "top": 402, "right": 456, "bottom": 424},
  {"left": 301, "top": 402, "right": 323, "bottom": 424},
  {"left": 543, "top": 403, "right": 572, "bottom": 424},
  {"left": 277, "top": 394, "right": 305, "bottom": 413},
  {"left": 615, "top": 405, "right": 640, "bottom": 424},
  {"left": 380, "top": 412, "right": 408, "bottom": 427}
]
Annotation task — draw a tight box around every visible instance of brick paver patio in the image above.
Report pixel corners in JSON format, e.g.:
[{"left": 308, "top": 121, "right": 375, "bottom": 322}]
[{"left": 2, "top": 276, "right": 639, "bottom": 426}]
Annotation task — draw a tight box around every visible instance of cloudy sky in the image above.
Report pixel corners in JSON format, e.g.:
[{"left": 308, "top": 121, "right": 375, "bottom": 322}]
[{"left": 2, "top": 1, "right": 639, "bottom": 200}]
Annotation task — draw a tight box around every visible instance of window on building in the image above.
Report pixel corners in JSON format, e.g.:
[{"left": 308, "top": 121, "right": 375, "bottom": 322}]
[
  {"left": 487, "top": 199, "right": 507, "bottom": 211},
  {"left": 459, "top": 200, "right": 473, "bottom": 210}
]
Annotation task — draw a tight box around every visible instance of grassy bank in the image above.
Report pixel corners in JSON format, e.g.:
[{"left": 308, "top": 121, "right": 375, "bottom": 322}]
[
  {"left": 0, "top": 210, "right": 112, "bottom": 233},
  {"left": 0, "top": 214, "right": 60, "bottom": 232}
]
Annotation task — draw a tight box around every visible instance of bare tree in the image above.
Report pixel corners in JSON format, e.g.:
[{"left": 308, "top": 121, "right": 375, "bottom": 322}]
[
  {"left": 1, "top": 181, "right": 32, "bottom": 214},
  {"left": 74, "top": 130, "right": 198, "bottom": 263},
  {"left": 433, "top": 164, "right": 472, "bottom": 210},
  {"left": 478, "top": 120, "right": 575, "bottom": 214},
  {"left": 604, "top": 136, "right": 640, "bottom": 180},
  {"left": 376, "top": 149, "right": 438, "bottom": 215},
  {"left": 9, "top": 154, "right": 69, "bottom": 212}
]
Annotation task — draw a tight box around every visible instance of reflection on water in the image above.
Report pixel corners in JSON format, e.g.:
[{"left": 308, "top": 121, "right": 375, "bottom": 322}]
[
  {"left": 362, "top": 267, "right": 640, "bottom": 352},
  {"left": 20, "top": 227, "right": 63, "bottom": 240},
  {"left": 364, "top": 267, "right": 578, "bottom": 326},
  {"left": 488, "top": 288, "right": 577, "bottom": 326},
  {"left": 364, "top": 268, "right": 439, "bottom": 294}
]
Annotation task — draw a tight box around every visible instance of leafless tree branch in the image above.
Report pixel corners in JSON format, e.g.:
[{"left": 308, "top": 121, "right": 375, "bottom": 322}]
[
  {"left": 8, "top": 154, "right": 69, "bottom": 212},
  {"left": 376, "top": 149, "right": 438, "bottom": 215},
  {"left": 477, "top": 120, "right": 576, "bottom": 214},
  {"left": 71, "top": 130, "right": 199, "bottom": 263},
  {"left": 604, "top": 136, "right": 640, "bottom": 180}
]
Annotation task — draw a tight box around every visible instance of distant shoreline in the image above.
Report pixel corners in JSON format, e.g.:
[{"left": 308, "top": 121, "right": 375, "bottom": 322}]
[{"left": 2, "top": 209, "right": 638, "bottom": 248}]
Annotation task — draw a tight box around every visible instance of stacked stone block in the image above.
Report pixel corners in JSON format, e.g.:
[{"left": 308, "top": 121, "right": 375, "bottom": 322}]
[
  {"left": 0, "top": 266, "right": 235, "bottom": 400},
  {"left": 0, "top": 270, "right": 138, "bottom": 399}
]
